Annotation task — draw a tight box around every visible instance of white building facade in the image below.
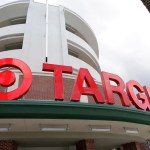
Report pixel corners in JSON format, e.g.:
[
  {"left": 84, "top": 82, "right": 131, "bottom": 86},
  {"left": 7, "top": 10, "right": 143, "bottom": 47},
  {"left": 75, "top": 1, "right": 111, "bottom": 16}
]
[
  {"left": 0, "top": 0, "right": 100, "bottom": 80},
  {"left": 0, "top": 0, "right": 150, "bottom": 150}
]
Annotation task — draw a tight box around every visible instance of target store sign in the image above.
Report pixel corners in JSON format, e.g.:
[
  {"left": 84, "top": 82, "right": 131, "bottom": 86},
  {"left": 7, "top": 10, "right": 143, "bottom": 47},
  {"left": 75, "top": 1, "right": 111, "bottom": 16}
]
[{"left": 0, "top": 58, "right": 150, "bottom": 111}]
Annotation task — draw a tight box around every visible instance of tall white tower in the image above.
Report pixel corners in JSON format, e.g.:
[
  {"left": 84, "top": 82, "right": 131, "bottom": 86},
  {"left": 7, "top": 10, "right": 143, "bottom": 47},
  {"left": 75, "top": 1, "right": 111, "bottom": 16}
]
[{"left": 0, "top": 0, "right": 100, "bottom": 80}]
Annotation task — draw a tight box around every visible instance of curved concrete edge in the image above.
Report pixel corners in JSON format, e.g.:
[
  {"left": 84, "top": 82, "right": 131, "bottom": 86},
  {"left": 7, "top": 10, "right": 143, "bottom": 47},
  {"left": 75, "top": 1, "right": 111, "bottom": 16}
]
[
  {"left": 0, "top": 24, "right": 25, "bottom": 38},
  {"left": 0, "top": 0, "right": 29, "bottom": 9},
  {"left": 64, "top": 7, "right": 99, "bottom": 57}
]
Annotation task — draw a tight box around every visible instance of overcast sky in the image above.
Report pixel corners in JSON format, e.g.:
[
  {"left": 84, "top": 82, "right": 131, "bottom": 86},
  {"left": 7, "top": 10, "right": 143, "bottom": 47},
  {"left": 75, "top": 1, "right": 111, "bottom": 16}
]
[{"left": 1, "top": 0, "right": 150, "bottom": 86}]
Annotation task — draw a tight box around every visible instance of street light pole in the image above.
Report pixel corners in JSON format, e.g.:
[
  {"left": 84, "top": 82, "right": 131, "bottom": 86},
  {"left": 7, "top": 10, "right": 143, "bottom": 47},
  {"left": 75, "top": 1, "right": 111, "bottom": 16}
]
[{"left": 45, "top": 0, "right": 49, "bottom": 62}]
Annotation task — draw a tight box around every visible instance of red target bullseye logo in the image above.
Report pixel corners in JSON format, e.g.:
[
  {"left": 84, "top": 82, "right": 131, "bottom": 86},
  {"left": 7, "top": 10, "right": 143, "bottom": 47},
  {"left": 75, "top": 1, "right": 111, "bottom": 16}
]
[{"left": 0, "top": 58, "right": 32, "bottom": 100}]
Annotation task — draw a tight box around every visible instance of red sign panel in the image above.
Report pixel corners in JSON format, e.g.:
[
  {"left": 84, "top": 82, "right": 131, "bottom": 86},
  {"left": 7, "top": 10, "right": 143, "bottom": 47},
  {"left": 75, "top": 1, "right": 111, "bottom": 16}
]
[
  {"left": 0, "top": 58, "right": 150, "bottom": 111},
  {"left": 0, "top": 58, "right": 32, "bottom": 100}
]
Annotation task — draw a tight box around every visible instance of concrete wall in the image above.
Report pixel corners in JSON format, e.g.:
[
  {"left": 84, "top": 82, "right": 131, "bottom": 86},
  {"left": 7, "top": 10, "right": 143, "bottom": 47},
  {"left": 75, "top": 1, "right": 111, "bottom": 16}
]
[{"left": 0, "top": 0, "right": 100, "bottom": 80}]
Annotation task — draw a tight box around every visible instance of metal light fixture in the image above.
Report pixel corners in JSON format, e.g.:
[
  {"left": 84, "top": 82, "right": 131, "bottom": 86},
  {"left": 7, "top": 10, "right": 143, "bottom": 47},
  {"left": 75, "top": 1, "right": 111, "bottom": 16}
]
[
  {"left": 124, "top": 127, "right": 139, "bottom": 134},
  {"left": 0, "top": 124, "right": 11, "bottom": 132},
  {"left": 40, "top": 124, "right": 68, "bottom": 132},
  {"left": 89, "top": 125, "right": 111, "bottom": 132}
]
